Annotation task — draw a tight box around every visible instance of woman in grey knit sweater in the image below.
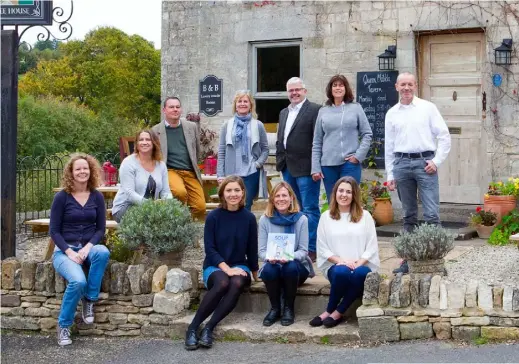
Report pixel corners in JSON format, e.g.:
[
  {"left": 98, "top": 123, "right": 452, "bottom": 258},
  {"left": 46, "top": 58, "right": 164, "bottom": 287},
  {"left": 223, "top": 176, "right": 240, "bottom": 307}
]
[
  {"left": 111, "top": 129, "right": 172, "bottom": 222},
  {"left": 311, "top": 74, "right": 373, "bottom": 203},
  {"left": 258, "top": 181, "right": 315, "bottom": 327}
]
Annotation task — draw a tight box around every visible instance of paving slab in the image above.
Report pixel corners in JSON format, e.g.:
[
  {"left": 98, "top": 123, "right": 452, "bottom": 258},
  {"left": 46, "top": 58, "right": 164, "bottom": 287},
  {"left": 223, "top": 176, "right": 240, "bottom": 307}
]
[
  {"left": 170, "top": 312, "right": 360, "bottom": 344},
  {"left": 376, "top": 221, "right": 477, "bottom": 240}
]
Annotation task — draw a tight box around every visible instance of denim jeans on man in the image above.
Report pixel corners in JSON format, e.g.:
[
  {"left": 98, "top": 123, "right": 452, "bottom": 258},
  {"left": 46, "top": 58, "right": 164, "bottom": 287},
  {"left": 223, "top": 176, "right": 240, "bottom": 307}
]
[
  {"left": 53, "top": 244, "right": 110, "bottom": 327},
  {"left": 321, "top": 161, "right": 362, "bottom": 203},
  {"left": 393, "top": 156, "right": 440, "bottom": 232},
  {"left": 282, "top": 168, "right": 320, "bottom": 252},
  {"left": 242, "top": 171, "right": 260, "bottom": 210},
  {"left": 326, "top": 264, "right": 371, "bottom": 314}
]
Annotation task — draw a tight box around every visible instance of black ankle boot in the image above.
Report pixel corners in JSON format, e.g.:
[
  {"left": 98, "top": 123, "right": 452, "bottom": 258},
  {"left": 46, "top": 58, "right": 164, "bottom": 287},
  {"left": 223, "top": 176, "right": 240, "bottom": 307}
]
[
  {"left": 199, "top": 326, "right": 214, "bottom": 348},
  {"left": 184, "top": 328, "right": 198, "bottom": 350},
  {"left": 280, "top": 306, "right": 295, "bottom": 326},
  {"left": 263, "top": 308, "right": 281, "bottom": 327}
]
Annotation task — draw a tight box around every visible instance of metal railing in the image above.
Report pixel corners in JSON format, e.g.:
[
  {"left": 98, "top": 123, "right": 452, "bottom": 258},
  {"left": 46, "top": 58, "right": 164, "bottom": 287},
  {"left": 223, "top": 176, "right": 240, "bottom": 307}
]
[{"left": 16, "top": 152, "right": 121, "bottom": 235}]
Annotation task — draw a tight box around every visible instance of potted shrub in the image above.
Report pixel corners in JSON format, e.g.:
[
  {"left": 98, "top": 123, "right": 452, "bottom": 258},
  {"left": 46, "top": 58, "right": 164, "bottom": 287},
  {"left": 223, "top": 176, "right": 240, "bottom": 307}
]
[
  {"left": 488, "top": 209, "right": 519, "bottom": 246},
  {"left": 468, "top": 206, "right": 497, "bottom": 239},
  {"left": 484, "top": 178, "right": 519, "bottom": 224},
  {"left": 368, "top": 172, "right": 393, "bottom": 226},
  {"left": 392, "top": 224, "right": 454, "bottom": 279},
  {"left": 118, "top": 199, "right": 203, "bottom": 265}
]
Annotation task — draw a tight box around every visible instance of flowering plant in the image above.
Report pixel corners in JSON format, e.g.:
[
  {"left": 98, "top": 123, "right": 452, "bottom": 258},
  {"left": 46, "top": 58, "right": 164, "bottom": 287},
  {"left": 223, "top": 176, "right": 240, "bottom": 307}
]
[
  {"left": 486, "top": 178, "right": 519, "bottom": 197},
  {"left": 369, "top": 180, "right": 391, "bottom": 199},
  {"left": 469, "top": 206, "right": 497, "bottom": 227}
]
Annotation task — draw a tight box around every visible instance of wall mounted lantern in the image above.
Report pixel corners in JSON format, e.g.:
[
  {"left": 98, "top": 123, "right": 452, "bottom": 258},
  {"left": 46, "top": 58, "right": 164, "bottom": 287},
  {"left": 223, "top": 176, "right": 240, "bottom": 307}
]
[
  {"left": 378, "top": 45, "right": 397, "bottom": 71},
  {"left": 494, "top": 39, "right": 513, "bottom": 66}
]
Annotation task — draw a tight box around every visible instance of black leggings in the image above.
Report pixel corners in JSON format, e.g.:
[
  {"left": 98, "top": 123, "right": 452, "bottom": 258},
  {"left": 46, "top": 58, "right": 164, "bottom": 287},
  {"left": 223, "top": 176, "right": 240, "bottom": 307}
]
[{"left": 188, "top": 270, "right": 250, "bottom": 331}]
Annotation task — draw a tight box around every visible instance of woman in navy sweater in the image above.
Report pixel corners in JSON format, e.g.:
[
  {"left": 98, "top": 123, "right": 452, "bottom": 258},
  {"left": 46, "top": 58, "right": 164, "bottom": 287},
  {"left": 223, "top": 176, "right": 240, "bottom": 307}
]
[
  {"left": 50, "top": 153, "right": 110, "bottom": 346},
  {"left": 185, "top": 175, "right": 259, "bottom": 350}
]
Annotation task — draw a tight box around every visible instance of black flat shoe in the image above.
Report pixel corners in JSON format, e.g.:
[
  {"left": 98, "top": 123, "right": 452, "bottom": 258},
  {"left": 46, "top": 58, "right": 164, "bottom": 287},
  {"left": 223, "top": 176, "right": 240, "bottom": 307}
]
[
  {"left": 323, "top": 316, "right": 344, "bottom": 328},
  {"left": 184, "top": 329, "right": 198, "bottom": 350},
  {"left": 280, "top": 307, "right": 294, "bottom": 326},
  {"left": 198, "top": 327, "right": 214, "bottom": 348},
  {"left": 309, "top": 316, "right": 323, "bottom": 327},
  {"left": 263, "top": 308, "right": 281, "bottom": 327}
]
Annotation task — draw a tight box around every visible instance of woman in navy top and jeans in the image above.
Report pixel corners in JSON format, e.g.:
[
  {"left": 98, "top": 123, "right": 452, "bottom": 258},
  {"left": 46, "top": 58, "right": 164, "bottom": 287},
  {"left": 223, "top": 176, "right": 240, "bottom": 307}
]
[
  {"left": 50, "top": 153, "right": 110, "bottom": 346},
  {"left": 185, "top": 175, "right": 259, "bottom": 350}
]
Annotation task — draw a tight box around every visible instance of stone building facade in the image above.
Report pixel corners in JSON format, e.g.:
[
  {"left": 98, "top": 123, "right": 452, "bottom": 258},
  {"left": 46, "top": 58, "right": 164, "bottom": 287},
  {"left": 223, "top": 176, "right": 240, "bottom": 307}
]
[{"left": 161, "top": 1, "right": 519, "bottom": 204}]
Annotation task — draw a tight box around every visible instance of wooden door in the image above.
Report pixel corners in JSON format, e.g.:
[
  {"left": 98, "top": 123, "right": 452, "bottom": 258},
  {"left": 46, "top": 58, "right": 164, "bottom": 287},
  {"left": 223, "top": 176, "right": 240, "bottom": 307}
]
[{"left": 420, "top": 32, "right": 486, "bottom": 204}]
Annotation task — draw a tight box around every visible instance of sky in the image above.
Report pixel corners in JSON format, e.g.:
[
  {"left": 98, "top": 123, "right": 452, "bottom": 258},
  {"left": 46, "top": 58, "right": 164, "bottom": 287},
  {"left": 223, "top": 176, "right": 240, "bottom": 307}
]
[{"left": 17, "top": 0, "right": 163, "bottom": 48}]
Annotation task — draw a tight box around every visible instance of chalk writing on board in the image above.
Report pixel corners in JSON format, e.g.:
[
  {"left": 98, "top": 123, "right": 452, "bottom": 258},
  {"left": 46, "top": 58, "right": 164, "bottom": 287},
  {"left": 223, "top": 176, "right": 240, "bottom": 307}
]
[{"left": 356, "top": 71, "right": 399, "bottom": 169}]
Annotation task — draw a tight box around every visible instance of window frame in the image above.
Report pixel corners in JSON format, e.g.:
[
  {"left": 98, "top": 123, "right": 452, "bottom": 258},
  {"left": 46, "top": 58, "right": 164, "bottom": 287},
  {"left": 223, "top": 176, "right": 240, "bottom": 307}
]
[{"left": 250, "top": 39, "right": 303, "bottom": 99}]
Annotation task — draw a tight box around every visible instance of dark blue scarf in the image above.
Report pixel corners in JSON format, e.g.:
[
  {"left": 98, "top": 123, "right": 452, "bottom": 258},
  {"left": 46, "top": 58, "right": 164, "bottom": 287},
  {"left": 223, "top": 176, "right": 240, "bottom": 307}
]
[
  {"left": 268, "top": 210, "right": 304, "bottom": 233},
  {"left": 234, "top": 113, "right": 251, "bottom": 164}
]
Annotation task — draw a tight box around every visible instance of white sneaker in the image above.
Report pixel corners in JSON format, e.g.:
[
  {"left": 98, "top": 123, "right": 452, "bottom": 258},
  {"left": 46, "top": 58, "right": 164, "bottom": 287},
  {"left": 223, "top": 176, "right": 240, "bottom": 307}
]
[
  {"left": 81, "top": 298, "right": 95, "bottom": 324},
  {"left": 57, "top": 325, "right": 72, "bottom": 346}
]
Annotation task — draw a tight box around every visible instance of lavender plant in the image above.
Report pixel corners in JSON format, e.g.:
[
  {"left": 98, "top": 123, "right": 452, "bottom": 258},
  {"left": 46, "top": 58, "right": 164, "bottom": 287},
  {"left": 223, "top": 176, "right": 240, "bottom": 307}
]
[{"left": 392, "top": 223, "right": 454, "bottom": 261}]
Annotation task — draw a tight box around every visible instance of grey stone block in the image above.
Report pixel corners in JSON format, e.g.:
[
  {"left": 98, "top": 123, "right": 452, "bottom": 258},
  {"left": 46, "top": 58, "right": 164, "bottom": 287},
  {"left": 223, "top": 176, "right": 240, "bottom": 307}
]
[
  {"left": 400, "top": 322, "right": 433, "bottom": 340},
  {"left": 358, "top": 316, "right": 400, "bottom": 342},
  {"left": 452, "top": 326, "right": 481, "bottom": 341},
  {"left": 1, "top": 258, "right": 21, "bottom": 289},
  {"left": 362, "top": 272, "right": 381, "bottom": 305},
  {"left": 21, "top": 261, "right": 37, "bottom": 290},
  {"left": 127, "top": 264, "right": 146, "bottom": 295},
  {"left": 418, "top": 275, "right": 431, "bottom": 307}
]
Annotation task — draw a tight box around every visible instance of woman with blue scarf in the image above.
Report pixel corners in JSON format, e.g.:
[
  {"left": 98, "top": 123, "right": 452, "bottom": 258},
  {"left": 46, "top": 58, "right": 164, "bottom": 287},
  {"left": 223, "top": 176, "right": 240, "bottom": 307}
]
[
  {"left": 217, "top": 90, "right": 269, "bottom": 210},
  {"left": 258, "top": 181, "right": 315, "bottom": 326}
]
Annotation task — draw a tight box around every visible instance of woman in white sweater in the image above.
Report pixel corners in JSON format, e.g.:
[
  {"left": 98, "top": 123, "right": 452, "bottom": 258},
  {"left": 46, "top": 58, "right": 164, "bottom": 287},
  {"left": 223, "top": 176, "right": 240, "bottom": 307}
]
[
  {"left": 112, "top": 129, "right": 172, "bottom": 222},
  {"left": 310, "top": 176, "right": 379, "bottom": 328}
]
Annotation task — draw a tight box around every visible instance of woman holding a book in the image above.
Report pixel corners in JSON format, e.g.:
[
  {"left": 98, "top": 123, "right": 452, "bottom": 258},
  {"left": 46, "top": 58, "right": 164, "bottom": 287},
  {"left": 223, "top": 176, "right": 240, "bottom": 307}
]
[
  {"left": 310, "top": 176, "right": 379, "bottom": 328},
  {"left": 185, "top": 175, "right": 259, "bottom": 350},
  {"left": 258, "top": 181, "right": 315, "bottom": 327}
]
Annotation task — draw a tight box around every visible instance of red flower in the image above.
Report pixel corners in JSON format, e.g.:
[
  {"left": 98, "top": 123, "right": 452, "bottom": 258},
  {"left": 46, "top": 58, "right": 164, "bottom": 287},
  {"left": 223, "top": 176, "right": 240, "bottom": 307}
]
[
  {"left": 383, "top": 182, "right": 388, "bottom": 186},
  {"left": 476, "top": 206, "right": 482, "bottom": 213}
]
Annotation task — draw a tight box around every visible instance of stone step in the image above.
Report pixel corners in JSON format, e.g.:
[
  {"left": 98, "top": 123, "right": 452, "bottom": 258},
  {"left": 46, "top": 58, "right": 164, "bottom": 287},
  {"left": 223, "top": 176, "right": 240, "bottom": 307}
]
[
  {"left": 376, "top": 220, "right": 477, "bottom": 240},
  {"left": 169, "top": 312, "right": 360, "bottom": 344}
]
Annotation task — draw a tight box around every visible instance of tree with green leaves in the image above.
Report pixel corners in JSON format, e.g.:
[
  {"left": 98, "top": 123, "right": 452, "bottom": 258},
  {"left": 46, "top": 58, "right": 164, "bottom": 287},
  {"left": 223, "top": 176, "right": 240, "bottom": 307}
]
[{"left": 19, "top": 27, "right": 161, "bottom": 125}]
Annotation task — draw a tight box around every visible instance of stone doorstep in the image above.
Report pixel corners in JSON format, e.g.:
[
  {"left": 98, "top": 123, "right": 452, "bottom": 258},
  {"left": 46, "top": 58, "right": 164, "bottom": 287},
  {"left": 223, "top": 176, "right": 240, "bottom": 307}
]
[
  {"left": 376, "top": 221, "right": 477, "bottom": 240},
  {"left": 169, "top": 312, "right": 360, "bottom": 344}
]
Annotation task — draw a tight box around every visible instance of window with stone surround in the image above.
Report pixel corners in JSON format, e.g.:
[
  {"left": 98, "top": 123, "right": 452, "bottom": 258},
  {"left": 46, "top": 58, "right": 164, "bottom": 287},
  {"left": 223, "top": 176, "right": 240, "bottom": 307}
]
[{"left": 251, "top": 40, "right": 302, "bottom": 130}]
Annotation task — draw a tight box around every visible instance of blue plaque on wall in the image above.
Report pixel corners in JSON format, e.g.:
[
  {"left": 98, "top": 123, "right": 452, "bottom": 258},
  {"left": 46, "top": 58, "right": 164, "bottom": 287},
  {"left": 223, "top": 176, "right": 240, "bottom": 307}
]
[
  {"left": 493, "top": 73, "right": 502, "bottom": 87},
  {"left": 199, "top": 75, "right": 222, "bottom": 117}
]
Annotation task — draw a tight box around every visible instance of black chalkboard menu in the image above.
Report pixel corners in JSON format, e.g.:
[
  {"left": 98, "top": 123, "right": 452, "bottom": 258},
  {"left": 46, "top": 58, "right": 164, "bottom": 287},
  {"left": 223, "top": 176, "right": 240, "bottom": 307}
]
[{"left": 356, "top": 71, "right": 399, "bottom": 169}]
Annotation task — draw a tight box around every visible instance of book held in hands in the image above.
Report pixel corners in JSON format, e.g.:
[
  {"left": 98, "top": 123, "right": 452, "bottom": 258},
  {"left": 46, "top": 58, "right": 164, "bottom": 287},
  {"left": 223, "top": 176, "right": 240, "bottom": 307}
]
[{"left": 266, "top": 233, "right": 295, "bottom": 261}]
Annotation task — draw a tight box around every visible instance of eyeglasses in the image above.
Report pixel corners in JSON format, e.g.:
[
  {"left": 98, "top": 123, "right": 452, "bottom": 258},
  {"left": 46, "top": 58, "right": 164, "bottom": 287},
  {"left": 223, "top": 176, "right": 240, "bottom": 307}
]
[{"left": 288, "top": 88, "right": 305, "bottom": 93}]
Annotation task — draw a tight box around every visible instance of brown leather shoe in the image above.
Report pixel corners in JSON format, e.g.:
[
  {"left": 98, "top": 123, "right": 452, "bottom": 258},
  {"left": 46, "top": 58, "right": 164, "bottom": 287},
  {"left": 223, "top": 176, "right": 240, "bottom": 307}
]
[{"left": 308, "top": 251, "right": 317, "bottom": 263}]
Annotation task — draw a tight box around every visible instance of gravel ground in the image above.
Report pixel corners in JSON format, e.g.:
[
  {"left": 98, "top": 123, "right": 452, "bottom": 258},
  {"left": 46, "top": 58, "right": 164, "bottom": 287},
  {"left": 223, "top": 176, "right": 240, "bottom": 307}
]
[{"left": 446, "top": 244, "right": 519, "bottom": 286}]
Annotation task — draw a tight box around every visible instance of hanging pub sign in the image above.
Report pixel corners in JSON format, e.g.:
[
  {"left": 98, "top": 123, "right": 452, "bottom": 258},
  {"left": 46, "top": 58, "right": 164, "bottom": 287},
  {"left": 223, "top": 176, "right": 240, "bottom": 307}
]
[
  {"left": 199, "top": 75, "right": 222, "bottom": 117},
  {"left": 0, "top": 0, "right": 53, "bottom": 26}
]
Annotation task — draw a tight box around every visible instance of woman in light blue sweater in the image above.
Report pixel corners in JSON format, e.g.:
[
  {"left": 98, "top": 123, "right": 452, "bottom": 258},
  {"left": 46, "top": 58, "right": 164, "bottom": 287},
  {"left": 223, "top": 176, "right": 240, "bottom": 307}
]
[
  {"left": 112, "top": 129, "right": 172, "bottom": 222},
  {"left": 258, "top": 181, "right": 315, "bottom": 327},
  {"left": 311, "top": 74, "right": 373, "bottom": 203},
  {"left": 217, "top": 90, "right": 269, "bottom": 210}
]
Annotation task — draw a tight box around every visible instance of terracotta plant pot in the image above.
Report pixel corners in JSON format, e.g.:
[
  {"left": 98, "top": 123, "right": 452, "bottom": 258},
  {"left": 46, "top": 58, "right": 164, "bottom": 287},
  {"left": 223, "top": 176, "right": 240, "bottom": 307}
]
[
  {"left": 483, "top": 195, "right": 517, "bottom": 224},
  {"left": 372, "top": 198, "right": 394, "bottom": 226},
  {"left": 475, "top": 224, "right": 496, "bottom": 239}
]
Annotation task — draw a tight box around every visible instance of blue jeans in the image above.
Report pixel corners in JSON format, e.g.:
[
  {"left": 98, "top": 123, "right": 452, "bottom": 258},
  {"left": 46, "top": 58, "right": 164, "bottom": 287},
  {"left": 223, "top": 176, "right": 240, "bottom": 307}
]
[
  {"left": 53, "top": 244, "right": 110, "bottom": 327},
  {"left": 326, "top": 264, "right": 371, "bottom": 314},
  {"left": 393, "top": 157, "right": 440, "bottom": 232},
  {"left": 242, "top": 171, "right": 260, "bottom": 210},
  {"left": 282, "top": 168, "right": 320, "bottom": 252},
  {"left": 322, "top": 162, "right": 362, "bottom": 203},
  {"left": 260, "top": 260, "right": 309, "bottom": 285}
]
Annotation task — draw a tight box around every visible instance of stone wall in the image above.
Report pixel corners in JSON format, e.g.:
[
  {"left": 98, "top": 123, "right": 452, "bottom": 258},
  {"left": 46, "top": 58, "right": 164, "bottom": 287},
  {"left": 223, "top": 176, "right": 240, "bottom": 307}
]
[
  {"left": 0, "top": 257, "right": 197, "bottom": 337},
  {"left": 356, "top": 272, "right": 519, "bottom": 341},
  {"left": 162, "top": 1, "right": 519, "bottom": 179}
]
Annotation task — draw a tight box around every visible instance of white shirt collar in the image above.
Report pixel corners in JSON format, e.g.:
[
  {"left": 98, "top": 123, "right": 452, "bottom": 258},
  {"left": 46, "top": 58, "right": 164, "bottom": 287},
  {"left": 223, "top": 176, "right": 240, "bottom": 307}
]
[
  {"left": 288, "top": 98, "right": 306, "bottom": 112},
  {"left": 164, "top": 118, "right": 181, "bottom": 128},
  {"left": 398, "top": 96, "right": 419, "bottom": 109}
]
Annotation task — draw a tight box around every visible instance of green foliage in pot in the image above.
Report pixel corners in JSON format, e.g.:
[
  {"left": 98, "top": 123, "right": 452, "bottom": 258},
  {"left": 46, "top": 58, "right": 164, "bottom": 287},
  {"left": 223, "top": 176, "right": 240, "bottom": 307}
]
[
  {"left": 488, "top": 209, "right": 519, "bottom": 246},
  {"left": 118, "top": 199, "right": 203, "bottom": 255},
  {"left": 392, "top": 223, "right": 454, "bottom": 261},
  {"left": 104, "top": 230, "right": 133, "bottom": 263}
]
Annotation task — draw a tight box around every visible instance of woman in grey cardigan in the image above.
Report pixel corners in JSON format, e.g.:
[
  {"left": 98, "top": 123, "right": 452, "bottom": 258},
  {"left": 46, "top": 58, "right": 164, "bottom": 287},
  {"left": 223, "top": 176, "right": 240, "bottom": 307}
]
[
  {"left": 112, "top": 129, "right": 172, "bottom": 222},
  {"left": 217, "top": 90, "right": 269, "bottom": 210},
  {"left": 311, "top": 74, "right": 373, "bottom": 203},
  {"left": 258, "top": 181, "right": 315, "bottom": 327}
]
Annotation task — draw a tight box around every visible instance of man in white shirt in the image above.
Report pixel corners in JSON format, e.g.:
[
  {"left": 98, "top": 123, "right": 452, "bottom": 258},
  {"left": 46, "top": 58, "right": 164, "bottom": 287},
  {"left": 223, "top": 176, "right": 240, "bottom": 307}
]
[
  {"left": 276, "top": 77, "right": 321, "bottom": 261},
  {"left": 385, "top": 72, "right": 451, "bottom": 271}
]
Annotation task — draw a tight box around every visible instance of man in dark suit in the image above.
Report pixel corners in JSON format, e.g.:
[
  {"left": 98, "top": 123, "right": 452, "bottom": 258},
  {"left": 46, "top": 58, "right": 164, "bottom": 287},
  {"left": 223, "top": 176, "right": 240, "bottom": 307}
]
[{"left": 277, "top": 77, "right": 321, "bottom": 261}]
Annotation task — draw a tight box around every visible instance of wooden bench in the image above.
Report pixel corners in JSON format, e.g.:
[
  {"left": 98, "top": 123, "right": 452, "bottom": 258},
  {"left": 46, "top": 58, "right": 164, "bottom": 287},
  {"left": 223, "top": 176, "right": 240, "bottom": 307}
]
[{"left": 25, "top": 218, "right": 119, "bottom": 260}]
